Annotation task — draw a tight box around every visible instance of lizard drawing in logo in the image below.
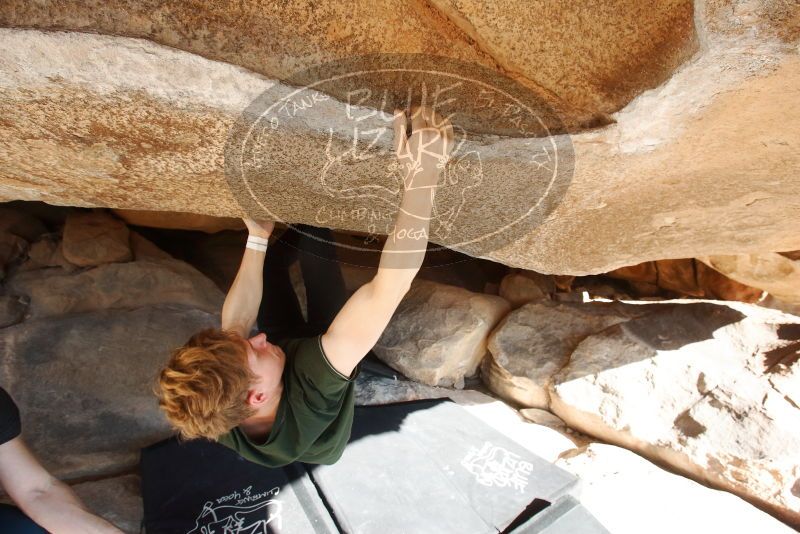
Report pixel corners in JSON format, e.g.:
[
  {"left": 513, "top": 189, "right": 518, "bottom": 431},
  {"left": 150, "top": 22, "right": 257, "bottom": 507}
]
[
  {"left": 187, "top": 496, "right": 283, "bottom": 534},
  {"left": 319, "top": 106, "right": 481, "bottom": 241}
]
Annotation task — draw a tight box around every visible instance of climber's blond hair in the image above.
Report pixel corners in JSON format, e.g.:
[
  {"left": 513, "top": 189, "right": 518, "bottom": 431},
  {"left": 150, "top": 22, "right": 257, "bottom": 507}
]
[{"left": 155, "top": 328, "right": 257, "bottom": 440}]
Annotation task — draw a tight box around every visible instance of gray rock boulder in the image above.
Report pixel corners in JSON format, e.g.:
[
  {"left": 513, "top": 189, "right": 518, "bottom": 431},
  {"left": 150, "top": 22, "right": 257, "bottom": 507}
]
[
  {"left": 0, "top": 294, "right": 27, "bottom": 327},
  {"left": 62, "top": 211, "right": 132, "bottom": 266},
  {"left": 482, "top": 301, "right": 644, "bottom": 408},
  {"left": 0, "top": 305, "right": 217, "bottom": 480},
  {"left": 549, "top": 301, "right": 800, "bottom": 528},
  {"left": 498, "top": 271, "right": 553, "bottom": 308},
  {"left": 20, "top": 235, "right": 76, "bottom": 272},
  {"left": 374, "top": 280, "right": 510, "bottom": 388},
  {"left": 355, "top": 370, "right": 455, "bottom": 407},
  {"left": 6, "top": 258, "right": 223, "bottom": 318}
]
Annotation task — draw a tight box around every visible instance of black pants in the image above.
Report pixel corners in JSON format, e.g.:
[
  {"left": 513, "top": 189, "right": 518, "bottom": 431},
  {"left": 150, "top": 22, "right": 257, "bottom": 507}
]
[
  {"left": 257, "top": 224, "right": 347, "bottom": 344},
  {"left": 0, "top": 504, "right": 46, "bottom": 533}
]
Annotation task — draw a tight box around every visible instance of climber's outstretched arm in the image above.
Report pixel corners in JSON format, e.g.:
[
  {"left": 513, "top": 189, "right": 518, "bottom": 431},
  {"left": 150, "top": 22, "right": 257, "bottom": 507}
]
[
  {"left": 321, "top": 106, "right": 453, "bottom": 377},
  {"left": 221, "top": 219, "right": 275, "bottom": 337}
]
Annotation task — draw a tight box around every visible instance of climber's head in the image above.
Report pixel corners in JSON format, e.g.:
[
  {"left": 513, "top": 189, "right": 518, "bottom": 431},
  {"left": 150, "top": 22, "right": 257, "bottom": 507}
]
[{"left": 155, "top": 328, "right": 285, "bottom": 440}]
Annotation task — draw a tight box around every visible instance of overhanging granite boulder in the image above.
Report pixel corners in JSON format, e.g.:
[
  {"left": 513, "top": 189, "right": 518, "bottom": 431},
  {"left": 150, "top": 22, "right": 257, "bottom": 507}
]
[
  {"left": 0, "top": 0, "right": 797, "bottom": 274},
  {"left": 0, "top": 0, "right": 699, "bottom": 130}
]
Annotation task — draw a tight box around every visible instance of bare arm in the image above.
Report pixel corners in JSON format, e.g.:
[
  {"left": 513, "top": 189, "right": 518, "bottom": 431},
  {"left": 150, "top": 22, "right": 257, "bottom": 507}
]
[
  {"left": 0, "top": 437, "right": 122, "bottom": 533},
  {"left": 220, "top": 219, "right": 274, "bottom": 337},
  {"left": 321, "top": 106, "right": 453, "bottom": 376}
]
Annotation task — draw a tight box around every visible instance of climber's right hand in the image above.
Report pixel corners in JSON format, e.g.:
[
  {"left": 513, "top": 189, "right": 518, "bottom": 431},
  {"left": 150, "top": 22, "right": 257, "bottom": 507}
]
[{"left": 392, "top": 105, "right": 453, "bottom": 190}]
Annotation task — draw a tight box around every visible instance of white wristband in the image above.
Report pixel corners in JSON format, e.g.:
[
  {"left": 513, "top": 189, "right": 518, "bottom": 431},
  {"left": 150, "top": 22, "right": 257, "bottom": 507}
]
[
  {"left": 246, "top": 242, "right": 268, "bottom": 253},
  {"left": 246, "top": 235, "right": 269, "bottom": 253},
  {"left": 247, "top": 235, "right": 270, "bottom": 246}
]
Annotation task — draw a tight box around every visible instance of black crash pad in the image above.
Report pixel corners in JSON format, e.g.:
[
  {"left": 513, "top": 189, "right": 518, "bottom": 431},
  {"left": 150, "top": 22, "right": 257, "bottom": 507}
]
[
  {"left": 140, "top": 438, "right": 337, "bottom": 533},
  {"left": 141, "top": 398, "right": 595, "bottom": 533}
]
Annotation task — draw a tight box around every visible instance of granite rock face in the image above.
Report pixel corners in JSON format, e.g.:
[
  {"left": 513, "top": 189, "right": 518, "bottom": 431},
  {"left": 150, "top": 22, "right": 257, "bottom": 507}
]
[
  {"left": 546, "top": 301, "right": 800, "bottom": 527},
  {"left": 482, "top": 297, "right": 800, "bottom": 526},
  {"left": 0, "top": 0, "right": 698, "bottom": 129},
  {"left": 427, "top": 0, "right": 697, "bottom": 115},
  {"left": 62, "top": 211, "right": 132, "bottom": 267},
  {"left": 0, "top": 207, "right": 48, "bottom": 279},
  {"left": 482, "top": 301, "right": 643, "bottom": 408},
  {"left": 498, "top": 271, "right": 554, "bottom": 308},
  {"left": 608, "top": 258, "right": 765, "bottom": 301},
  {"left": 374, "top": 279, "right": 510, "bottom": 388},
  {"left": 0, "top": 207, "right": 223, "bottom": 481},
  {"left": 557, "top": 444, "right": 795, "bottom": 534},
  {"left": 113, "top": 209, "right": 245, "bottom": 234},
  {"left": 698, "top": 253, "right": 800, "bottom": 303},
  {"left": 0, "top": 305, "right": 217, "bottom": 480},
  {"left": 0, "top": 0, "right": 797, "bottom": 274},
  {"left": 7, "top": 258, "right": 223, "bottom": 318},
  {"left": 21, "top": 235, "right": 76, "bottom": 272}
]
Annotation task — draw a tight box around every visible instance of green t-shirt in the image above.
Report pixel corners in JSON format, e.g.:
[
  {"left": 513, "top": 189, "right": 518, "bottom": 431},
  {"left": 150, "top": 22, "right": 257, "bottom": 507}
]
[{"left": 217, "top": 334, "right": 359, "bottom": 467}]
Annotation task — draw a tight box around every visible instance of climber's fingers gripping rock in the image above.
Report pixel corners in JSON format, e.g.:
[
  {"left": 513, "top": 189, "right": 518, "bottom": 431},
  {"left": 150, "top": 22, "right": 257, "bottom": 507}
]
[{"left": 395, "top": 105, "right": 453, "bottom": 191}]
